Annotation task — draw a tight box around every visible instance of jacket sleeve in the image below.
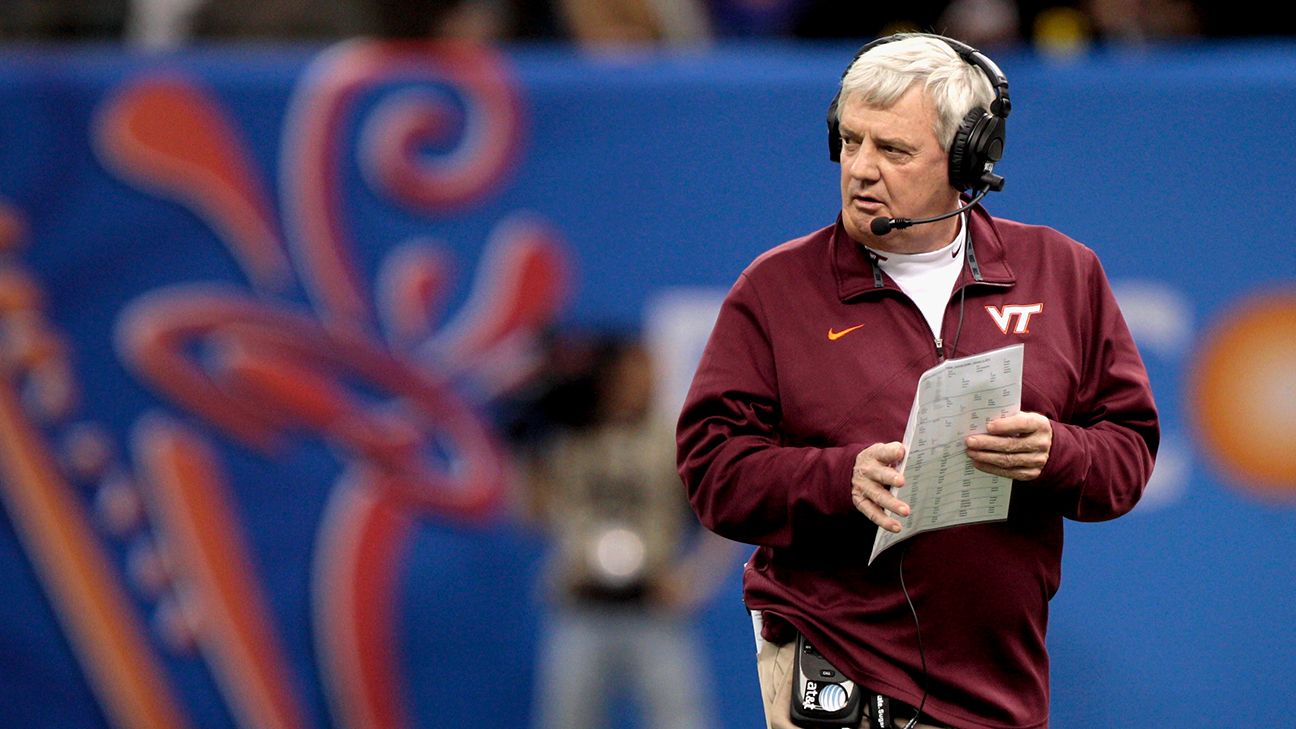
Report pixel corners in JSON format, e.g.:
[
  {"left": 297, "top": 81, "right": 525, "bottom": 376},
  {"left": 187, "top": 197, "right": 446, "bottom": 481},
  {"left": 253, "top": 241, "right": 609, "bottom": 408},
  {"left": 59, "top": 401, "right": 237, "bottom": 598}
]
[
  {"left": 1036, "top": 252, "right": 1160, "bottom": 521},
  {"left": 675, "top": 273, "right": 864, "bottom": 548}
]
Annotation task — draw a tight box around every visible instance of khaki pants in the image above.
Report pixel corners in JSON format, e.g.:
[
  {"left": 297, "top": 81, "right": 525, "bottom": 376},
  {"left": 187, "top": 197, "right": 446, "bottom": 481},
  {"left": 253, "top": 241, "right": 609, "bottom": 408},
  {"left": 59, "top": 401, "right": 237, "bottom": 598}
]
[{"left": 755, "top": 623, "right": 949, "bottom": 729}]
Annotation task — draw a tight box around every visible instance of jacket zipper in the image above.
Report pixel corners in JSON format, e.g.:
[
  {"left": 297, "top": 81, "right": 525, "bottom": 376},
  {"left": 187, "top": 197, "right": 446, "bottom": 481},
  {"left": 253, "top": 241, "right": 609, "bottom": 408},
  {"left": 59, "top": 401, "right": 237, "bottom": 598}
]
[{"left": 864, "top": 237, "right": 1010, "bottom": 365}]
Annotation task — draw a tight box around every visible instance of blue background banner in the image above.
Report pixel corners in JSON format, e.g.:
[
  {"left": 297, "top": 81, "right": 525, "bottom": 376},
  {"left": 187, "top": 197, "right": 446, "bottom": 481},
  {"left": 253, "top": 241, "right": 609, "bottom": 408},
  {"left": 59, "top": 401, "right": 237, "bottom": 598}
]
[{"left": 1, "top": 40, "right": 1293, "bottom": 729}]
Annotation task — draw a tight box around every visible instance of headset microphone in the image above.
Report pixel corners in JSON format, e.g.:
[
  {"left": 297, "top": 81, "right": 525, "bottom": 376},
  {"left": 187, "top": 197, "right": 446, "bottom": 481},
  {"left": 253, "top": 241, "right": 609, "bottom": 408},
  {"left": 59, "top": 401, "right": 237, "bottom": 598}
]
[{"left": 870, "top": 187, "right": 992, "bottom": 236}]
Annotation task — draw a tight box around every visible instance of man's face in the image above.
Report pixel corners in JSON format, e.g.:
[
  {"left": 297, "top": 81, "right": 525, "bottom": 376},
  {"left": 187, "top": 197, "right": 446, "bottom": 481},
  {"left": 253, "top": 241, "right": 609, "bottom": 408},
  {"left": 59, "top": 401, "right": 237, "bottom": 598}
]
[{"left": 837, "top": 86, "right": 961, "bottom": 252}]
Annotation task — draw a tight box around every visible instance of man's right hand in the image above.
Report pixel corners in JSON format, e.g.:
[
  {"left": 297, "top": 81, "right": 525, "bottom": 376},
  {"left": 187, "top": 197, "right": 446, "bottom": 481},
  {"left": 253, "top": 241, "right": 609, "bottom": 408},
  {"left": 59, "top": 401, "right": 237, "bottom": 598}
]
[{"left": 850, "top": 442, "right": 909, "bottom": 533}]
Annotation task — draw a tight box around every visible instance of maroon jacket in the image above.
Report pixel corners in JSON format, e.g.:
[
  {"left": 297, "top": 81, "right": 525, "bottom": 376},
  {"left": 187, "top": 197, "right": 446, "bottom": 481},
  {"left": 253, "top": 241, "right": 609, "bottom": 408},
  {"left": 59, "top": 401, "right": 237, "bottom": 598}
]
[{"left": 676, "top": 206, "right": 1158, "bottom": 729}]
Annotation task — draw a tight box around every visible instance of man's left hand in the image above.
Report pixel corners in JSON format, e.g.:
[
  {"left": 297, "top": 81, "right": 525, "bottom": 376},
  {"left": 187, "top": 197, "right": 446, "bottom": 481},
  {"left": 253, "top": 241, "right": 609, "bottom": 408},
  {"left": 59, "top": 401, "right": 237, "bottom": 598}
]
[{"left": 965, "top": 412, "right": 1053, "bottom": 481}]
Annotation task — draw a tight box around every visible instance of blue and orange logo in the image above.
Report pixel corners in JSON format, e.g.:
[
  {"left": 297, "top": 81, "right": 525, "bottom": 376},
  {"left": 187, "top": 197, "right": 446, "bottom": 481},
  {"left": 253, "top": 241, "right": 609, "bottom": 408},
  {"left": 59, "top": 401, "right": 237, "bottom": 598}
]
[
  {"left": 1190, "top": 290, "right": 1296, "bottom": 499},
  {"left": 0, "top": 40, "right": 568, "bottom": 729}
]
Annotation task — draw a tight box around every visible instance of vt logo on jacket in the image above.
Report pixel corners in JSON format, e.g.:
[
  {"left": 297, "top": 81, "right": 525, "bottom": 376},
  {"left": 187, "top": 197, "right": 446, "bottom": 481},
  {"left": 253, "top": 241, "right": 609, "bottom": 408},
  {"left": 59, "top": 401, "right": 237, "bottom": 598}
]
[{"left": 985, "top": 303, "right": 1043, "bottom": 334}]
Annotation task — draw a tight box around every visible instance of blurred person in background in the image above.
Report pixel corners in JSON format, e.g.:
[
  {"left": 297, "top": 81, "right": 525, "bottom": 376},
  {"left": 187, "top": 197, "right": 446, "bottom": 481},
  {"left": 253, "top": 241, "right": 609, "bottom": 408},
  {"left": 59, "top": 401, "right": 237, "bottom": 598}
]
[
  {"left": 0, "top": 0, "right": 127, "bottom": 40},
  {"left": 516, "top": 332, "right": 738, "bottom": 729},
  {"left": 705, "top": 0, "right": 811, "bottom": 37},
  {"left": 556, "top": 0, "right": 711, "bottom": 47},
  {"left": 936, "top": 0, "right": 1021, "bottom": 49},
  {"left": 122, "top": 0, "right": 561, "bottom": 47},
  {"left": 8, "top": 0, "right": 1284, "bottom": 47},
  {"left": 186, "top": 0, "right": 374, "bottom": 40},
  {"left": 362, "top": 0, "right": 561, "bottom": 42},
  {"left": 1081, "top": 0, "right": 1202, "bottom": 43}
]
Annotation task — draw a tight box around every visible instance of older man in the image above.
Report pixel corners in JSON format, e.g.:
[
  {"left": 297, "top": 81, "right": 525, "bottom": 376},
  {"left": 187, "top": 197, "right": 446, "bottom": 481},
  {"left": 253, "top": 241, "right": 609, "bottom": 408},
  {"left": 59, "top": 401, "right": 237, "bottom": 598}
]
[{"left": 677, "top": 34, "right": 1158, "bottom": 729}]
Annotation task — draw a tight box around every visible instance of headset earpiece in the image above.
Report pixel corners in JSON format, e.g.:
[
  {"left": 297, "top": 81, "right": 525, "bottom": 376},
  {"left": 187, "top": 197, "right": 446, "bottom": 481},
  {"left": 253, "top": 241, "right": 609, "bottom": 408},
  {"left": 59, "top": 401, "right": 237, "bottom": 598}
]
[
  {"left": 826, "top": 96, "right": 842, "bottom": 162},
  {"left": 948, "top": 106, "right": 1005, "bottom": 191}
]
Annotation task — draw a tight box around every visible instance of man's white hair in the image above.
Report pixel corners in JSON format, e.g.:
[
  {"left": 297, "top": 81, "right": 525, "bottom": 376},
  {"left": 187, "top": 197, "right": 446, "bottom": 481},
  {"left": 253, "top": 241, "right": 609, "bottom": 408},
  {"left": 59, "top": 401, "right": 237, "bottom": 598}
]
[{"left": 837, "top": 34, "right": 996, "bottom": 152}]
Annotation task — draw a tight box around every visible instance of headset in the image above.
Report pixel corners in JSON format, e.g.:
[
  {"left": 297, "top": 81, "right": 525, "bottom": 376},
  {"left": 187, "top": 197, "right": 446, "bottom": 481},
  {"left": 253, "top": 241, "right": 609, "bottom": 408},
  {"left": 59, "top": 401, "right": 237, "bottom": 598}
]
[{"left": 826, "top": 33, "right": 1012, "bottom": 193}]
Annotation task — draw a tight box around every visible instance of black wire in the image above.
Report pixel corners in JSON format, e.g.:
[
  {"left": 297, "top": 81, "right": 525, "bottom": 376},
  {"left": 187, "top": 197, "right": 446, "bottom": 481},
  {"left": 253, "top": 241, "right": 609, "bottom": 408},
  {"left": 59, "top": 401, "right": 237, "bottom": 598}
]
[
  {"left": 897, "top": 545, "right": 928, "bottom": 729},
  {"left": 894, "top": 246, "right": 969, "bottom": 729},
  {"left": 950, "top": 283, "right": 968, "bottom": 358}
]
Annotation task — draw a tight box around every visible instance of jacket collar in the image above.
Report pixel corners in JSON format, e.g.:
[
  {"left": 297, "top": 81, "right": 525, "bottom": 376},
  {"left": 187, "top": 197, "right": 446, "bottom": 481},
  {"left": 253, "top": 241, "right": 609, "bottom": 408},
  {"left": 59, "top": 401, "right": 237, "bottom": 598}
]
[{"left": 831, "top": 203, "right": 1016, "bottom": 302}]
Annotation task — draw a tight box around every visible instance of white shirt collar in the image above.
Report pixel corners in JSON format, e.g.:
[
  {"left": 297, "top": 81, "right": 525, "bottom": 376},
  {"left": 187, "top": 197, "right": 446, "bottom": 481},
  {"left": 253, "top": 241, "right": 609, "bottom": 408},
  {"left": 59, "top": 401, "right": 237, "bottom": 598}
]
[{"left": 866, "top": 213, "right": 967, "bottom": 267}]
